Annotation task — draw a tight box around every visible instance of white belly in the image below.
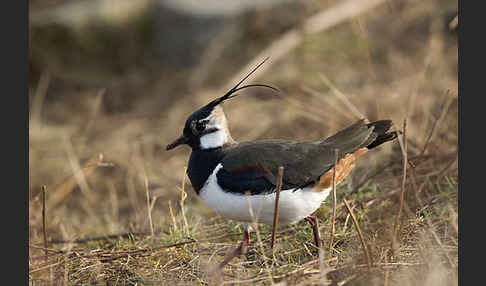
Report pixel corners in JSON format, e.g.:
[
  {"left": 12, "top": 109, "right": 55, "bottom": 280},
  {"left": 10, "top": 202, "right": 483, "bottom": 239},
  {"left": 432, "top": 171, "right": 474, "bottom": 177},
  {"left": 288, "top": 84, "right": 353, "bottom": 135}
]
[{"left": 199, "top": 164, "right": 331, "bottom": 224}]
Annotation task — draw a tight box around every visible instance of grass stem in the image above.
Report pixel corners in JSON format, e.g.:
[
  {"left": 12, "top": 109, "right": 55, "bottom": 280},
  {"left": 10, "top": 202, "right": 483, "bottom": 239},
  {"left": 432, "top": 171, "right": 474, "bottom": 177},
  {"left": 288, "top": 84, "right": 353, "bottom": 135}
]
[
  {"left": 343, "top": 199, "right": 372, "bottom": 271},
  {"left": 391, "top": 119, "right": 408, "bottom": 256},
  {"left": 42, "top": 185, "right": 48, "bottom": 263},
  {"left": 180, "top": 166, "right": 189, "bottom": 235},
  {"left": 328, "top": 149, "right": 339, "bottom": 258},
  {"left": 143, "top": 172, "right": 154, "bottom": 237},
  {"left": 271, "top": 166, "right": 284, "bottom": 252}
]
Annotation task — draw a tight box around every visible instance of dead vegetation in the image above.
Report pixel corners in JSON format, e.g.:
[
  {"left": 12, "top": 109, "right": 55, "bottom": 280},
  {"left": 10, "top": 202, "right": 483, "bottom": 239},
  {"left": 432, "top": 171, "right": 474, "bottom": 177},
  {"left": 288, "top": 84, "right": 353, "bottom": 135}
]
[{"left": 29, "top": 0, "right": 457, "bottom": 285}]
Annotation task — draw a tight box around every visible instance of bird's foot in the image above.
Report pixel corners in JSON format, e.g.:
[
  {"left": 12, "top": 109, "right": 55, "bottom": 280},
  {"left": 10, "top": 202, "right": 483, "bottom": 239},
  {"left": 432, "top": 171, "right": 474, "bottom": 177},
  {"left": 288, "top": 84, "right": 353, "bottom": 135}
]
[
  {"left": 208, "top": 227, "right": 251, "bottom": 283},
  {"left": 305, "top": 215, "right": 322, "bottom": 248}
]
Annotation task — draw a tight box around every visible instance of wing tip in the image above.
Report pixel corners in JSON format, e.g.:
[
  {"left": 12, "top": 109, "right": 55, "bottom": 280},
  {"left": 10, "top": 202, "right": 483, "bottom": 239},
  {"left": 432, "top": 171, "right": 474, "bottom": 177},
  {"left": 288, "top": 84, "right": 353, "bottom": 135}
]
[{"left": 366, "top": 120, "right": 398, "bottom": 149}]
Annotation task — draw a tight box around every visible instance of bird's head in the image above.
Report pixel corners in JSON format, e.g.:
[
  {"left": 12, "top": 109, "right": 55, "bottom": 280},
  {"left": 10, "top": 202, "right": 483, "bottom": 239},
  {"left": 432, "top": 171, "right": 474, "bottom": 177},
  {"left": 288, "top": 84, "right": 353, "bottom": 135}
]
[{"left": 166, "top": 58, "right": 278, "bottom": 151}]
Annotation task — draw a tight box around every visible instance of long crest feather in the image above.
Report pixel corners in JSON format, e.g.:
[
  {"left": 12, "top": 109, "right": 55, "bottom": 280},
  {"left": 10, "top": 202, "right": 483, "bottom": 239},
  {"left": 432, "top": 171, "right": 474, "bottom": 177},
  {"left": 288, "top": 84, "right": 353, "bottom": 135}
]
[{"left": 208, "top": 57, "right": 279, "bottom": 107}]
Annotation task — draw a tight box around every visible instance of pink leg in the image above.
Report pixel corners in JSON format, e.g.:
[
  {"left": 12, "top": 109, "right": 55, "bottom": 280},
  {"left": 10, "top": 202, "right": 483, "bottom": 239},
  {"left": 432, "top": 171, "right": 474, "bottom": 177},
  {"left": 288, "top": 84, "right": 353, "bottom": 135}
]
[
  {"left": 217, "top": 227, "right": 250, "bottom": 270},
  {"left": 305, "top": 215, "right": 321, "bottom": 248}
]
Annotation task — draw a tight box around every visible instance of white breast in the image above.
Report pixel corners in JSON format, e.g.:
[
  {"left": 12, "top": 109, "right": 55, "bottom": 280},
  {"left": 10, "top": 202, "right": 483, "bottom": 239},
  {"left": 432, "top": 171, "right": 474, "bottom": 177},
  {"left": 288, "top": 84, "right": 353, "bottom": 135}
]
[{"left": 199, "top": 164, "right": 331, "bottom": 224}]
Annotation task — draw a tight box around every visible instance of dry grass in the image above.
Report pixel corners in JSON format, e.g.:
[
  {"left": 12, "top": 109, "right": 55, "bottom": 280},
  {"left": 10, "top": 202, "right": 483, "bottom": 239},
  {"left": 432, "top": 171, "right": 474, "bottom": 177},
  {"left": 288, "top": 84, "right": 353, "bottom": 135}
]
[{"left": 29, "top": 0, "right": 457, "bottom": 285}]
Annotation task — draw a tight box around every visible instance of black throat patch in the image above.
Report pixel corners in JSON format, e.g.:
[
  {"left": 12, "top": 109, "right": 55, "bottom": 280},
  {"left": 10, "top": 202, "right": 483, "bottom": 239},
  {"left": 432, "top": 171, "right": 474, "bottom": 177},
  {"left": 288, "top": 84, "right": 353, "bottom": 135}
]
[{"left": 186, "top": 148, "right": 226, "bottom": 194}]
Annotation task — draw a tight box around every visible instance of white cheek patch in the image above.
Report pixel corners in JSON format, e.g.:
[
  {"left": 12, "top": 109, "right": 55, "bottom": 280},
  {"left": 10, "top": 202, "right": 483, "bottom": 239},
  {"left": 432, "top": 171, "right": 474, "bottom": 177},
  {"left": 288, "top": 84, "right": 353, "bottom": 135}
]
[
  {"left": 200, "top": 125, "right": 228, "bottom": 149},
  {"left": 198, "top": 106, "right": 231, "bottom": 149}
]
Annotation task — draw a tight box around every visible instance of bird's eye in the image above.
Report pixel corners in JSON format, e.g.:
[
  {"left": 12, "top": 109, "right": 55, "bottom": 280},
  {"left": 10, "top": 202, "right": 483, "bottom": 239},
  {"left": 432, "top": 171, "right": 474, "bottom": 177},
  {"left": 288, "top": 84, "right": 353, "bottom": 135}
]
[
  {"left": 191, "top": 120, "right": 206, "bottom": 134},
  {"left": 196, "top": 121, "right": 206, "bottom": 132}
]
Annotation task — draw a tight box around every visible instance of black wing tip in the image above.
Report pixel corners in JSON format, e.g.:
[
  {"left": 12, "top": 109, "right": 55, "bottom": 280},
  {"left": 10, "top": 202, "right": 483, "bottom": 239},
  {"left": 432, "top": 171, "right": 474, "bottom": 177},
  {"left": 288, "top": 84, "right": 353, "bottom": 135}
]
[
  {"left": 366, "top": 120, "right": 393, "bottom": 134},
  {"left": 366, "top": 120, "right": 398, "bottom": 149}
]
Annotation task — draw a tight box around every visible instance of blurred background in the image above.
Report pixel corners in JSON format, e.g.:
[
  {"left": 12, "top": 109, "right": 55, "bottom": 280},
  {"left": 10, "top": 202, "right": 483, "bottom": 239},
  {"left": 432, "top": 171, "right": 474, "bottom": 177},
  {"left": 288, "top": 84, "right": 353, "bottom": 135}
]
[{"left": 29, "top": 0, "right": 457, "bottom": 258}]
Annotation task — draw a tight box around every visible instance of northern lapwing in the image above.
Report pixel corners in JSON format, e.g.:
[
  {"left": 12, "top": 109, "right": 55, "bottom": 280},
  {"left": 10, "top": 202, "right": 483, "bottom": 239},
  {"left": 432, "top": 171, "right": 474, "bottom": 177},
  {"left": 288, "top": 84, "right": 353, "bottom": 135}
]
[{"left": 166, "top": 59, "right": 398, "bottom": 269}]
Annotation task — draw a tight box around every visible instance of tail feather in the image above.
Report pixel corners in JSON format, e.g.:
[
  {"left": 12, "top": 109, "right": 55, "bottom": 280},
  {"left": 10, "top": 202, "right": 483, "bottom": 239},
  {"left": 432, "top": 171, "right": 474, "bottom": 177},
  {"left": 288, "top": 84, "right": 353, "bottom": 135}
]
[{"left": 365, "top": 120, "right": 398, "bottom": 149}]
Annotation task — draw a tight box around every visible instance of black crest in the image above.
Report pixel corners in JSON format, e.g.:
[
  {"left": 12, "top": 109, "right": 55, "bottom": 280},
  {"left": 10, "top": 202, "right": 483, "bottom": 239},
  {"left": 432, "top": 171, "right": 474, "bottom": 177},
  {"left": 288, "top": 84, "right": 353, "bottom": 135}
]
[
  {"left": 167, "top": 57, "right": 279, "bottom": 151},
  {"left": 205, "top": 57, "right": 279, "bottom": 109},
  {"left": 184, "top": 57, "right": 279, "bottom": 133}
]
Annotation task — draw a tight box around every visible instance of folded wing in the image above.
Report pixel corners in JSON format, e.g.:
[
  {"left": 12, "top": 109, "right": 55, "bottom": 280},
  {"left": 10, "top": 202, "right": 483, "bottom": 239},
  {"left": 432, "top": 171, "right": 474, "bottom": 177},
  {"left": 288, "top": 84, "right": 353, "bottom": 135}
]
[{"left": 217, "top": 119, "right": 396, "bottom": 195}]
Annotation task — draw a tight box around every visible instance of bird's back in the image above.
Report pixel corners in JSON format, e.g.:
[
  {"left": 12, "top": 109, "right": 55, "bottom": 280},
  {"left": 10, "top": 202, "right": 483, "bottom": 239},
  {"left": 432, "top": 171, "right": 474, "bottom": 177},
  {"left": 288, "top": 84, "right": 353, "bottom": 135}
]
[{"left": 217, "top": 119, "right": 388, "bottom": 194}]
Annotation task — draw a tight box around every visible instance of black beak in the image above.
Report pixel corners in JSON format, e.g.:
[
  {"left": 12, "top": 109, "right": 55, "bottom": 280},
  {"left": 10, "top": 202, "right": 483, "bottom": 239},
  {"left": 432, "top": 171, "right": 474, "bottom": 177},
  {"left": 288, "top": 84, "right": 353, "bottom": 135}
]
[{"left": 166, "top": 135, "right": 189, "bottom": 150}]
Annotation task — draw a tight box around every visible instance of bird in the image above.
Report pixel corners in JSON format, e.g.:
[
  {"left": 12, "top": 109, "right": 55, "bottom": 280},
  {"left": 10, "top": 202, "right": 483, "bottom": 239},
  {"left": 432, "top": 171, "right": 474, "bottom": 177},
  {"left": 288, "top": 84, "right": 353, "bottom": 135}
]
[{"left": 166, "top": 59, "right": 398, "bottom": 269}]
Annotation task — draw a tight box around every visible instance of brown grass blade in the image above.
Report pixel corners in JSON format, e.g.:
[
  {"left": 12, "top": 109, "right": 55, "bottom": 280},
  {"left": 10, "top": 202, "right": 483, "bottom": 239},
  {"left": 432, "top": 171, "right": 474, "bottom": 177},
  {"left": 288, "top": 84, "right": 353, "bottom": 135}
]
[
  {"left": 271, "top": 166, "right": 284, "bottom": 251},
  {"left": 391, "top": 119, "right": 408, "bottom": 256},
  {"left": 328, "top": 149, "right": 339, "bottom": 259},
  {"left": 143, "top": 170, "right": 154, "bottom": 237},
  {"left": 48, "top": 152, "right": 103, "bottom": 208},
  {"left": 180, "top": 166, "right": 189, "bottom": 235},
  {"left": 41, "top": 185, "right": 48, "bottom": 263},
  {"left": 343, "top": 199, "right": 372, "bottom": 271},
  {"left": 168, "top": 200, "right": 178, "bottom": 231},
  {"left": 421, "top": 91, "right": 455, "bottom": 155}
]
